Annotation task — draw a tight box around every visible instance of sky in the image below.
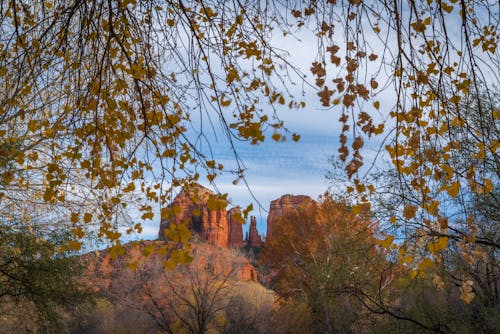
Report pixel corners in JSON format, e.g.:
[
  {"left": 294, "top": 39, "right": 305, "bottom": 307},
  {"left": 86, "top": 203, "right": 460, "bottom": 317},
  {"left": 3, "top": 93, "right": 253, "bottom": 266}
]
[
  {"left": 136, "top": 108, "right": 342, "bottom": 240},
  {"left": 133, "top": 10, "right": 401, "bottom": 241},
  {"left": 134, "top": 23, "right": 396, "bottom": 241}
]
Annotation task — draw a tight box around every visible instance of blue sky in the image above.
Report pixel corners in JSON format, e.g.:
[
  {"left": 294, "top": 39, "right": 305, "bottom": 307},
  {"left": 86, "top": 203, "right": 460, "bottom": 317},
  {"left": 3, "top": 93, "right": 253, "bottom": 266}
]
[
  {"left": 136, "top": 109, "right": 342, "bottom": 239},
  {"left": 134, "top": 22, "right": 396, "bottom": 240}
]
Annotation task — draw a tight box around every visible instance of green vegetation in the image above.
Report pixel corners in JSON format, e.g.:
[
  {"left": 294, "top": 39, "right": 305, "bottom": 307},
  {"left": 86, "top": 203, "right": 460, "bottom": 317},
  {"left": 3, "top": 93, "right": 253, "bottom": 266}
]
[{"left": 0, "top": 224, "right": 93, "bottom": 332}]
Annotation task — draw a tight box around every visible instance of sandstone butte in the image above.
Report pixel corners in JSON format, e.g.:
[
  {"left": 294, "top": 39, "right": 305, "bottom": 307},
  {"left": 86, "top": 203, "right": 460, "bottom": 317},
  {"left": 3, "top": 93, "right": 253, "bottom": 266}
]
[
  {"left": 158, "top": 184, "right": 232, "bottom": 248},
  {"left": 158, "top": 184, "right": 256, "bottom": 249},
  {"left": 80, "top": 191, "right": 316, "bottom": 293},
  {"left": 266, "top": 194, "right": 315, "bottom": 243},
  {"left": 247, "top": 216, "right": 263, "bottom": 247},
  {"left": 158, "top": 183, "right": 314, "bottom": 251}
]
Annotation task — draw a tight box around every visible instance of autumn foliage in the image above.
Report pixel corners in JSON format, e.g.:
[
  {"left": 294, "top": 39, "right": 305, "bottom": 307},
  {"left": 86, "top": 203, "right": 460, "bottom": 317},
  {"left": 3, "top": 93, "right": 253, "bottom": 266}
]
[
  {"left": 262, "top": 195, "right": 383, "bottom": 297},
  {"left": 0, "top": 1, "right": 498, "bottom": 330}
]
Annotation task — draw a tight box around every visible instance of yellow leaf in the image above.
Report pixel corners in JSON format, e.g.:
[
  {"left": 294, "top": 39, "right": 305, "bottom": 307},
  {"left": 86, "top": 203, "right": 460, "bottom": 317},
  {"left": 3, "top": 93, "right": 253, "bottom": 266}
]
[
  {"left": 449, "top": 95, "right": 461, "bottom": 104},
  {"left": 491, "top": 140, "right": 499, "bottom": 152},
  {"left": 0, "top": 172, "right": 13, "bottom": 185},
  {"left": 428, "top": 237, "right": 448, "bottom": 253},
  {"left": 437, "top": 237, "right": 448, "bottom": 250},
  {"left": 401, "top": 255, "right": 413, "bottom": 264},
  {"left": 109, "top": 244, "right": 125, "bottom": 259},
  {"left": 446, "top": 181, "right": 460, "bottom": 198},
  {"left": 403, "top": 204, "right": 418, "bottom": 219},
  {"left": 207, "top": 195, "right": 226, "bottom": 211},
  {"left": 127, "top": 261, "right": 139, "bottom": 270},
  {"left": 417, "top": 258, "right": 434, "bottom": 271},
  {"left": 141, "top": 244, "right": 155, "bottom": 257},
  {"left": 163, "top": 259, "right": 176, "bottom": 270},
  {"left": 411, "top": 19, "right": 427, "bottom": 33},
  {"left": 72, "top": 226, "right": 85, "bottom": 238},
  {"left": 441, "top": 2, "right": 454, "bottom": 13},
  {"left": 220, "top": 97, "right": 232, "bottom": 107},
  {"left": 376, "top": 235, "right": 395, "bottom": 249},
  {"left": 67, "top": 240, "right": 81, "bottom": 251},
  {"left": 70, "top": 212, "right": 79, "bottom": 223},
  {"left": 141, "top": 211, "right": 154, "bottom": 220},
  {"left": 123, "top": 182, "right": 135, "bottom": 192},
  {"left": 84, "top": 213, "right": 92, "bottom": 223},
  {"left": 427, "top": 200, "right": 440, "bottom": 216}
]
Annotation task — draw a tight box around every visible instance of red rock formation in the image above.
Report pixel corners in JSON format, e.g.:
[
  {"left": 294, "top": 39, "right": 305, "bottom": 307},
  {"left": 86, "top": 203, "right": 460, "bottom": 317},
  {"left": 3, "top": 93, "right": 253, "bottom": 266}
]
[
  {"left": 158, "top": 184, "right": 229, "bottom": 248},
  {"left": 248, "top": 216, "right": 262, "bottom": 247},
  {"left": 227, "top": 207, "right": 244, "bottom": 248},
  {"left": 266, "top": 194, "right": 315, "bottom": 242}
]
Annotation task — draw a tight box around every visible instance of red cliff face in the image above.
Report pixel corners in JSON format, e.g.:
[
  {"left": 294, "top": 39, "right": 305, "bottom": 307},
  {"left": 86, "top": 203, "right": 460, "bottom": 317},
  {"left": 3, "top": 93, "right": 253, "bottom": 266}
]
[
  {"left": 266, "top": 194, "right": 315, "bottom": 242},
  {"left": 248, "top": 216, "right": 262, "bottom": 247},
  {"left": 158, "top": 184, "right": 229, "bottom": 248},
  {"left": 227, "top": 207, "right": 244, "bottom": 248}
]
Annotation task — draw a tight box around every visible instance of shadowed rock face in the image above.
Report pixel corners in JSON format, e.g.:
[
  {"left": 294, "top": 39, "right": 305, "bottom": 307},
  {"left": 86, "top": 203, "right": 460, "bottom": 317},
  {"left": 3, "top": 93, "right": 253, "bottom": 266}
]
[
  {"left": 227, "top": 207, "right": 244, "bottom": 248},
  {"left": 266, "top": 194, "right": 314, "bottom": 242},
  {"left": 248, "top": 216, "right": 262, "bottom": 247},
  {"left": 158, "top": 185, "right": 229, "bottom": 248}
]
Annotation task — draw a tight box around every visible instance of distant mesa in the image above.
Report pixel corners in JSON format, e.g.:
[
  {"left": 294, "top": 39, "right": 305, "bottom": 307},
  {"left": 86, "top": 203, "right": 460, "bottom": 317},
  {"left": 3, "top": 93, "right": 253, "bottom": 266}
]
[{"left": 158, "top": 184, "right": 314, "bottom": 249}]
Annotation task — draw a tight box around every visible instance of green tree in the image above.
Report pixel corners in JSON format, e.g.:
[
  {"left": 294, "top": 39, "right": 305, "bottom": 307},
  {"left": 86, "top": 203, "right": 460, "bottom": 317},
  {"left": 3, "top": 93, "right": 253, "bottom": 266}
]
[{"left": 0, "top": 222, "right": 92, "bottom": 332}]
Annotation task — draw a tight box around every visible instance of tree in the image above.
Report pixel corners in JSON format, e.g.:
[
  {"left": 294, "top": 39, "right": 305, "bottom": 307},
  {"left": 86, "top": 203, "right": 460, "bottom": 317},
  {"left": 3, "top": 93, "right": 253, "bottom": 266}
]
[
  {"left": 81, "top": 241, "right": 272, "bottom": 333},
  {"left": 329, "top": 87, "right": 499, "bottom": 307},
  {"left": 261, "top": 194, "right": 390, "bottom": 333},
  {"left": 296, "top": 0, "right": 499, "bottom": 300},
  {"left": 0, "top": 222, "right": 92, "bottom": 332}
]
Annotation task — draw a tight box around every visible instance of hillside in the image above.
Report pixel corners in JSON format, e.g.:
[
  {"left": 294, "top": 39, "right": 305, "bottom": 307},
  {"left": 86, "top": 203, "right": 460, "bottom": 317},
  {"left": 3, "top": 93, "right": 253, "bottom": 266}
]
[{"left": 73, "top": 240, "right": 275, "bottom": 333}]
